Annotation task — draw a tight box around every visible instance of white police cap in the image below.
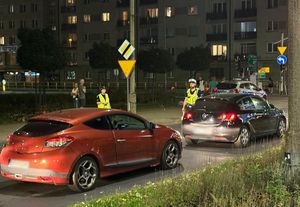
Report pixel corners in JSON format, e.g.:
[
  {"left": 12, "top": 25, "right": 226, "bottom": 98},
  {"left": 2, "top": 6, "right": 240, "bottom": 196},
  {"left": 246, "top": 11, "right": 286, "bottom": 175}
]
[{"left": 188, "top": 78, "right": 197, "bottom": 83}]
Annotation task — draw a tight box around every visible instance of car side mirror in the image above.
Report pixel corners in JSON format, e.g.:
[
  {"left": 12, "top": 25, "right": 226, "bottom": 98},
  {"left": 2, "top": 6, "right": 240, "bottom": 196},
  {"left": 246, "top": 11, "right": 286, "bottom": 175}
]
[
  {"left": 270, "top": 104, "right": 275, "bottom": 109},
  {"left": 149, "top": 122, "right": 156, "bottom": 131}
]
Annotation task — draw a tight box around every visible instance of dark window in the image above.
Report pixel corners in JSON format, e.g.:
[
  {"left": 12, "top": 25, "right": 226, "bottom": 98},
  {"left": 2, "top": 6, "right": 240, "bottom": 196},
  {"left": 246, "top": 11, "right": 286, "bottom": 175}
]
[
  {"left": 217, "top": 82, "right": 237, "bottom": 89},
  {"left": 237, "top": 97, "right": 255, "bottom": 110},
  {"left": 195, "top": 99, "right": 233, "bottom": 111},
  {"left": 84, "top": 116, "right": 111, "bottom": 130},
  {"left": 109, "top": 114, "right": 147, "bottom": 130},
  {"left": 251, "top": 97, "right": 269, "bottom": 110},
  {"left": 240, "top": 83, "right": 250, "bottom": 89},
  {"left": 14, "top": 120, "right": 72, "bottom": 137}
]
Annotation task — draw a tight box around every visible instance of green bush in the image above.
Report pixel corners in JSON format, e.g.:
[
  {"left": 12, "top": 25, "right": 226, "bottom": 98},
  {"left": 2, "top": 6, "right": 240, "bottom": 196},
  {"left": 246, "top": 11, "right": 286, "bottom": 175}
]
[{"left": 73, "top": 139, "right": 300, "bottom": 207}]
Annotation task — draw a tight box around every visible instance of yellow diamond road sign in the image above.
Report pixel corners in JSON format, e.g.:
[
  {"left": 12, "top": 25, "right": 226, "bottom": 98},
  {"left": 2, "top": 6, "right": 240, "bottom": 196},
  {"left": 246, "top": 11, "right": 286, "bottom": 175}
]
[
  {"left": 277, "top": 46, "right": 287, "bottom": 55},
  {"left": 118, "top": 60, "right": 136, "bottom": 78},
  {"left": 118, "top": 39, "right": 135, "bottom": 60}
]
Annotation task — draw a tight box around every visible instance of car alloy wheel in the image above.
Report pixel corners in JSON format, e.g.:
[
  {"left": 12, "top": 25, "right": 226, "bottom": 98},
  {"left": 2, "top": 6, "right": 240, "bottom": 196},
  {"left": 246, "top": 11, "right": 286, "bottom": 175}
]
[
  {"left": 161, "top": 141, "right": 179, "bottom": 170},
  {"left": 235, "top": 126, "right": 251, "bottom": 148},
  {"left": 277, "top": 119, "right": 286, "bottom": 137},
  {"left": 69, "top": 157, "right": 99, "bottom": 192}
]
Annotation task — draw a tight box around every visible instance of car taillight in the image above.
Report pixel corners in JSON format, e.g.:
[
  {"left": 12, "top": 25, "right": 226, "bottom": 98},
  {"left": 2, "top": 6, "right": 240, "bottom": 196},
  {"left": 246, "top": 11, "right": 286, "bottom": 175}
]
[
  {"left": 213, "top": 87, "right": 218, "bottom": 93},
  {"left": 234, "top": 88, "right": 240, "bottom": 93},
  {"left": 218, "top": 113, "right": 238, "bottom": 122},
  {"left": 183, "top": 112, "right": 193, "bottom": 120},
  {"left": 45, "top": 135, "right": 74, "bottom": 148}
]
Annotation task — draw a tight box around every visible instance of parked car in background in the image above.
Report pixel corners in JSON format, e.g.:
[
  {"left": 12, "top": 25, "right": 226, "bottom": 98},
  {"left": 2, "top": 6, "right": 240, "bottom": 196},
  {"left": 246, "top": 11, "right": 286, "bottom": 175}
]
[
  {"left": 215, "top": 80, "right": 268, "bottom": 100},
  {"left": 181, "top": 94, "right": 286, "bottom": 147},
  {"left": 0, "top": 108, "right": 182, "bottom": 192}
]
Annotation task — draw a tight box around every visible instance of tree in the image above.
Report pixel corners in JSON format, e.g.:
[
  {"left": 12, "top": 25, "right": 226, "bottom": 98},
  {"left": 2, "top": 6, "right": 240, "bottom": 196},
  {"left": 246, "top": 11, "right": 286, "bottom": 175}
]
[
  {"left": 88, "top": 42, "right": 117, "bottom": 81},
  {"left": 287, "top": 0, "right": 300, "bottom": 179},
  {"left": 17, "top": 28, "right": 66, "bottom": 109},
  {"left": 137, "top": 48, "right": 174, "bottom": 74},
  {"left": 176, "top": 45, "right": 211, "bottom": 76}
]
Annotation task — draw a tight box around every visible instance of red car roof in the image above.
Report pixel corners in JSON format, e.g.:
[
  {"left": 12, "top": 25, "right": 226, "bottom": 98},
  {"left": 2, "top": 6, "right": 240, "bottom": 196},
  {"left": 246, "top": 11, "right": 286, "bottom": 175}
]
[{"left": 31, "top": 108, "right": 126, "bottom": 125}]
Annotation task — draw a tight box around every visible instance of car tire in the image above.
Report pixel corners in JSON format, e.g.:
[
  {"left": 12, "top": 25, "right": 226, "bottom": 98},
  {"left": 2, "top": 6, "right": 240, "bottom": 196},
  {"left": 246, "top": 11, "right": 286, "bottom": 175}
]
[
  {"left": 161, "top": 140, "right": 180, "bottom": 170},
  {"left": 68, "top": 156, "right": 99, "bottom": 192},
  {"left": 185, "top": 138, "right": 199, "bottom": 145},
  {"left": 276, "top": 118, "right": 286, "bottom": 138},
  {"left": 234, "top": 126, "right": 251, "bottom": 148}
]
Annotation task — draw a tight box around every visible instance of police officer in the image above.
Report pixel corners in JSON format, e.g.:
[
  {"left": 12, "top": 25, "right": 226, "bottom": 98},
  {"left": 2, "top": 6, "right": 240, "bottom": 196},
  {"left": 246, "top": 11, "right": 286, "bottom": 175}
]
[
  {"left": 96, "top": 86, "right": 111, "bottom": 109},
  {"left": 182, "top": 78, "right": 201, "bottom": 112}
]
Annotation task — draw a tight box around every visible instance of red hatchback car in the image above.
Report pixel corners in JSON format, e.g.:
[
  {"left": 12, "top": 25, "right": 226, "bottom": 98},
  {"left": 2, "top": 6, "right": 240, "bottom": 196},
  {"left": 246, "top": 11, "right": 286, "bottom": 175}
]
[{"left": 0, "top": 108, "right": 182, "bottom": 192}]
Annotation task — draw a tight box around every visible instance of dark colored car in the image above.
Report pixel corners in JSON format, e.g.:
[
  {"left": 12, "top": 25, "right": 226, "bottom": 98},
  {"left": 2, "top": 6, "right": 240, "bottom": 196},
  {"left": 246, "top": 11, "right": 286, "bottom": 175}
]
[
  {"left": 181, "top": 94, "right": 286, "bottom": 147},
  {"left": 0, "top": 108, "right": 182, "bottom": 192}
]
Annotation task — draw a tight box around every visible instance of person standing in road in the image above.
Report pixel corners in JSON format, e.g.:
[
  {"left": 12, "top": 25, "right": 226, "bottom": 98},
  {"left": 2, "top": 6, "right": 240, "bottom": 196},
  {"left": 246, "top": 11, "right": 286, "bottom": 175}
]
[
  {"left": 78, "top": 79, "right": 86, "bottom": 108},
  {"left": 71, "top": 82, "right": 79, "bottom": 108},
  {"left": 197, "top": 75, "right": 205, "bottom": 97},
  {"left": 268, "top": 77, "right": 274, "bottom": 95},
  {"left": 182, "top": 78, "right": 201, "bottom": 112},
  {"left": 97, "top": 86, "right": 111, "bottom": 109},
  {"left": 209, "top": 76, "right": 218, "bottom": 94}
]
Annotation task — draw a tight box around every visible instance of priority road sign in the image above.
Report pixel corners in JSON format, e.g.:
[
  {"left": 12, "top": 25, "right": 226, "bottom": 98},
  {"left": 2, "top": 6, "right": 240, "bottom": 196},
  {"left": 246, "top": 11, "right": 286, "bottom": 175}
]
[
  {"left": 118, "top": 39, "right": 135, "bottom": 60},
  {"left": 277, "top": 55, "right": 287, "bottom": 65},
  {"left": 277, "top": 46, "right": 287, "bottom": 55}
]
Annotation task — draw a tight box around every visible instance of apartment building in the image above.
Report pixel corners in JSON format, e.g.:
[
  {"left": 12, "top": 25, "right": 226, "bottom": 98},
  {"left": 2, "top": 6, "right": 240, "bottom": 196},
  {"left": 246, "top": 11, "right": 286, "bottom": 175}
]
[{"left": 0, "top": 0, "right": 288, "bottom": 82}]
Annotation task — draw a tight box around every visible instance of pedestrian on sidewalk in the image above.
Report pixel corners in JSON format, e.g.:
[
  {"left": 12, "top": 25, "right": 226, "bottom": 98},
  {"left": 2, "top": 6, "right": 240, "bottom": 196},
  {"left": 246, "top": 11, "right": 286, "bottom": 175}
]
[
  {"left": 97, "top": 86, "right": 111, "bottom": 109},
  {"left": 209, "top": 76, "right": 218, "bottom": 94},
  {"left": 182, "top": 78, "right": 201, "bottom": 113},
  {"left": 71, "top": 82, "right": 79, "bottom": 108},
  {"left": 78, "top": 79, "right": 86, "bottom": 108},
  {"left": 268, "top": 77, "right": 274, "bottom": 95},
  {"left": 197, "top": 75, "right": 205, "bottom": 97}
]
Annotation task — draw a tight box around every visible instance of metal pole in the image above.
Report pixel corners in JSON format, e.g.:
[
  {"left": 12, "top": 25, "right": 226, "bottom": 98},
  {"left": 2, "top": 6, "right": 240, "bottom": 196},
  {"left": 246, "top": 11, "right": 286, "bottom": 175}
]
[
  {"left": 127, "top": 78, "right": 130, "bottom": 111},
  {"left": 130, "top": 0, "right": 137, "bottom": 113},
  {"left": 228, "top": 0, "right": 232, "bottom": 80}
]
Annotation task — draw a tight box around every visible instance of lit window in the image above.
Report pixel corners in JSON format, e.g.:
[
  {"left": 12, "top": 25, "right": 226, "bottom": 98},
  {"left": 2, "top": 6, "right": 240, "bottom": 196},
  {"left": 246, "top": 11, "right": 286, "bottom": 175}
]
[
  {"left": 51, "top": 26, "right": 57, "bottom": 31},
  {"left": 66, "top": 0, "right": 75, "bottom": 6},
  {"left": 121, "top": 11, "right": 129, "bottom": 21},
  {"left": 67, "top": 16, "right": 77, "bottom": 24},
  {"left": 8, "top": 5, "right": 14, "bottom": 13},
  {"left": 188, "top": 6, "right": 198, "bottom": 15},
  {"left": 212, "top": 45, "right": 227, "bottom": 57},
  {"left": 165, "top": 7, "right": 175, "bottom": 17},
  {"left": 83, "top": 15, "right": 91, "bottom": 23},
  {"left": 0, "top": 36, "right": 4, "bottom": 45},
  {"left": 102, "top": 12, "right": 110, "bottom": 22},
  {"left": 147, "top": 8, "right": 159, "bottom": 18}
]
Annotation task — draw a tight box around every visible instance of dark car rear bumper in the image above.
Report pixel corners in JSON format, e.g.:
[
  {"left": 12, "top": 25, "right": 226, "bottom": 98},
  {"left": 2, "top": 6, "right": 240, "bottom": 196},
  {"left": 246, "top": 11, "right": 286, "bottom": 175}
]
[{"left": 182, "top": 123, "right": 240, "bottom": 143}]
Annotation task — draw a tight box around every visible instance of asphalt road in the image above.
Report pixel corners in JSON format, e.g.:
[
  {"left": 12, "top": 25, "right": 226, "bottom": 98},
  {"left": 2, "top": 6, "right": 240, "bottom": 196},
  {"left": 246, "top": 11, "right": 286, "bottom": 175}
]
[{"left": 0, "top": 96, "right": 288, "bottom": 207}]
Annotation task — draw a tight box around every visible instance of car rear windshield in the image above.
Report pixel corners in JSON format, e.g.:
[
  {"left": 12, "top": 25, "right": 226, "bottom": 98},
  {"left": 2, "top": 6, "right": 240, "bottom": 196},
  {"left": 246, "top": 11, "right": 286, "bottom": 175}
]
[
  {"left": 13, "top": 120, "right": 72, "bottom": 137},
  {"left": 217, "top": 83, "right": 237, "bottom": 90},
  {"left": 194, "top": 99, "right": 233, "bottom": 112}
]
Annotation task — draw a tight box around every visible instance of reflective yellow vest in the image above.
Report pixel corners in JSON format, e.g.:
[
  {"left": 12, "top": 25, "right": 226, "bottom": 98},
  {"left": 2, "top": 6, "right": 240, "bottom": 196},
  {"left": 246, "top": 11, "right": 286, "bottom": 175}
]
[
  {"left": 97, "top": 93, "right": 111, "bottom": 109},
  {"left": 185, "top": 88, "right": 199, "bottom": 106}
]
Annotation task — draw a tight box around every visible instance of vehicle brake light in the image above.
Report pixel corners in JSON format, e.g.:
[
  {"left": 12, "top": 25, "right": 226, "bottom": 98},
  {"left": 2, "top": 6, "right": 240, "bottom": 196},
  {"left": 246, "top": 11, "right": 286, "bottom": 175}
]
[
  {"left": 218, "top": 113, "right": 237, "bottom": 122},
  {"left": 45, "top": 135, "right": 74, "bottom": 148},
  {"left": 183, "top": 112, "right": 193, "bottom": 120},
  {"left": 234, "top": 88, "right": 240, "bottom": 93},
  {"left": 213, "top": 87, "right": 218, "bottom": 93}
]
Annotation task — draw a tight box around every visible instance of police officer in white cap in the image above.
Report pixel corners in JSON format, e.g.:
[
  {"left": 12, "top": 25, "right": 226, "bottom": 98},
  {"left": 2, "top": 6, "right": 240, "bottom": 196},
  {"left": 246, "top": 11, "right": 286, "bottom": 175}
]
[{"left": 182, "top": 78, "right": 201, "bottom": 112}]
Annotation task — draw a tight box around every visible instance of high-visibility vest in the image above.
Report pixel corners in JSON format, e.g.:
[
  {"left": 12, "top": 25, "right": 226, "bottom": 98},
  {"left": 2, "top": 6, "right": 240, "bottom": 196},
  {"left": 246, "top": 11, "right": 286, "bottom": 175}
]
[
  {"left": 97, "top": 93, "right": 111, "bottom": 109},
  {"left": 185, "top": 88, "right": 199, "bottom": 106}
]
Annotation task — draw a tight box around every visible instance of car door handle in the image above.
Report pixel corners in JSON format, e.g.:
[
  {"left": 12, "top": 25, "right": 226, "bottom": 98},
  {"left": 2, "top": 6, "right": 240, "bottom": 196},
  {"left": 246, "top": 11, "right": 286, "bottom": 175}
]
[{"left": 116, "top": 138, "right": 127, "bottom": 143}]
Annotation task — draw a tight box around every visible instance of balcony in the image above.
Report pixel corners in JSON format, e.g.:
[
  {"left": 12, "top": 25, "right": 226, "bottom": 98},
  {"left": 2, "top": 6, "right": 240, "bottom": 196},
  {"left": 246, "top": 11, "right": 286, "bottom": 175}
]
[
  {"left": 140, "top": 36, "right": 158, "bottom": 45},
  {"left": 61, "top": 24, "right": 77, "bottom": 31},
  {"left": 140, "top": 17, "right": 158, "bottom": 25},
  {"left": 140, "top": 0, "right": 158, "bottom": 5},
  {"left": 116, "top": 0, "right": 129, "bottom": 7},
  {"left": 117, "top": 20, "right": 130, "bottom": 27},
  {"left": 206, "top": 33, "right": 227, "bottom": 41},
  {"left": 234, "top": 8, "right": 257, "bottom": 18},
  {"left": 234, "top": 32, "right": 257, "bottom": 40},
  {"left": 206, "top": 12, "right": 227, "bottom": 21},
  {"left": 61, "top": 6, "right": 76, "bottom": 13}
]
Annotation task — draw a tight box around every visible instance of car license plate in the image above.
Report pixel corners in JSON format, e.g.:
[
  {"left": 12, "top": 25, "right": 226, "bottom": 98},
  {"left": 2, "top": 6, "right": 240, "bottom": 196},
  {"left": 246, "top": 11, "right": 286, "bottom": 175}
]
[{"left": 8, "top": 160, "right": 29, "bottom": 169}]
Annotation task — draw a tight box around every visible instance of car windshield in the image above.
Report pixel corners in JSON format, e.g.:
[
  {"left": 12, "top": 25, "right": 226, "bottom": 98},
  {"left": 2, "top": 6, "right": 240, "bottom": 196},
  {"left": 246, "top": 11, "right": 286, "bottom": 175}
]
[
  {"left": 217, "top": 83, "right": 237, "bottom": 90},
  {"left": 14, "top": 120, "right": 72, "bottom": 137},
  {"left": 194, "top": 99, "right": 233, "bottom": 112}
]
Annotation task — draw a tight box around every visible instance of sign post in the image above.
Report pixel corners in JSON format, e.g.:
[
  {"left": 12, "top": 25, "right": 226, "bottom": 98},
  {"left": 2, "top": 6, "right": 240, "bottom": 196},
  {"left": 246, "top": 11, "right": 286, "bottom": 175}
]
[{"left": 118, "top": 39, "right": 136, "bottom": 112}]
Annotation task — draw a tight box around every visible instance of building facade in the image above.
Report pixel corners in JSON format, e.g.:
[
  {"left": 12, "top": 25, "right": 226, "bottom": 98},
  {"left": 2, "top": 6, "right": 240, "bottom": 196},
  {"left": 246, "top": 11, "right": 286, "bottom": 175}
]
[{"left": 0, "top": 0, "right": 288, "bottom": 83}]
